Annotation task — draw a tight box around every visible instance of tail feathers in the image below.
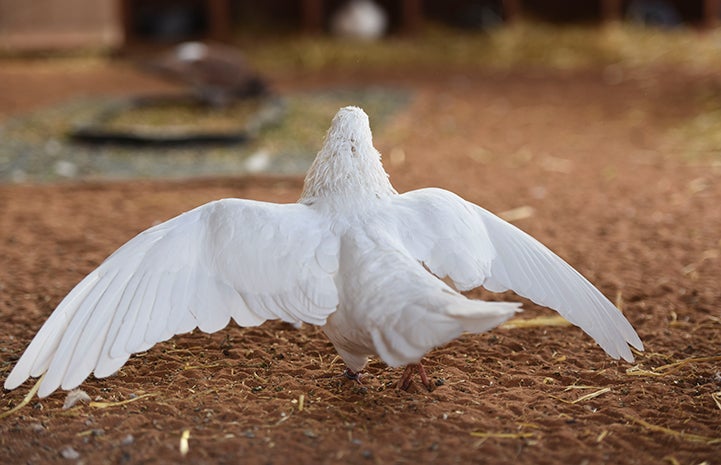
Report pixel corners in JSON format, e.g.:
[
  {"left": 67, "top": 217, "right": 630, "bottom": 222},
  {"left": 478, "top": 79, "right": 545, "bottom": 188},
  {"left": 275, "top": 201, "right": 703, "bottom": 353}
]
[
  {"left": 447, "top": 299, "right": 522, "bottom": 334},
  {"left": 370, "top": 297, "right": 522, "bottom": 368}
]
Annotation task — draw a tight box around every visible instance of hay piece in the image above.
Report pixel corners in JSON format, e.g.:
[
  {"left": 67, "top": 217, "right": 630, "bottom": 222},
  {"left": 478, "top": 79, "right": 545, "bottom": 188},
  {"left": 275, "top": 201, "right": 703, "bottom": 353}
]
[
  {"left": 183, "top": 362, "right": 226, "bottom": 371},
  {"left": 89, "top": 393, "right": 156, "bottom": 409},
  {"left": 262, "top": 411, "right": 294, "bottom": 429},
  {"left": 0, "top": 375, "right": 43, "bottom": 419},
  {"left": 630, "top": 347, "right": 673, "bottom": 360},
  {"left": 623, "top": 414, "right": 721, "bottom": 445},
  {"left": 570, "top": 387, "right": 611, "bottom": 404},
  {"left": 553, "top": 386, "right": 612, "bottom": 404},
  {"left": 498, "top": 206, "right": 535, "bottom": 222},
  {"left": 625, "top": 365, "right": 662, "bottom": 377},
  {"left": 626, "top": 355, "right": 721, "bottom": 377},
  {"left": 298, "top": 394, "right": 305, "bottom": 412},
  {"left": 517, "top": 422, "right": 541, "bottom": 429},
  {"left": 654, "top": 356, "right": 721, "bottom": 374},
  {"left": 470, "top": 431, "right": 536, "bottom": 439},
  {"left": 563, "top": 385, "right": 604, "bottom": 391},
  {"left": 500, "top": 315, "right": 571, "bottom": 329},
  {"left": 180, "top": 429, "right": 190, "bottom": 456},
  {"left": 712, "top": 392, "right": 721, "bottom": 411}
]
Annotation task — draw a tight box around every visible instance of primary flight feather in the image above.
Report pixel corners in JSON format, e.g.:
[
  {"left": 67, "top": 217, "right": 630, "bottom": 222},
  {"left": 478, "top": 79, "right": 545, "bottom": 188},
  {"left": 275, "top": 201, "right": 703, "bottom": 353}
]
[{"left": 4, "top": 106, "right": 643, "bottom": 397}]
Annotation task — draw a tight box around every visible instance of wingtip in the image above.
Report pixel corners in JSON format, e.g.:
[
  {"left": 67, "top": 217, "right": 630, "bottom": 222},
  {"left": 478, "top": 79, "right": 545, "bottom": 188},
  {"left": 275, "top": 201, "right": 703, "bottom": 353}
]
[
  {"left": 620, "top": 349, "right": 635, "bottom": 363},
  {"left": 3, "top": 366, "right": 28, "bottom": 392},
  {"left": 3, "top": 378, "right": 18, "bottom": 392},
  {"left": 619, "top": 323, "right": 644, "bottom": 362},
  {"left": 630, "top": 334, "right": 644, "bottom": 352},
  {"left": 37, "top": 378, "right": 59, "bottom": 399},
  {"left": 615, "top": 337, "right": 644, "bottom": 363}
]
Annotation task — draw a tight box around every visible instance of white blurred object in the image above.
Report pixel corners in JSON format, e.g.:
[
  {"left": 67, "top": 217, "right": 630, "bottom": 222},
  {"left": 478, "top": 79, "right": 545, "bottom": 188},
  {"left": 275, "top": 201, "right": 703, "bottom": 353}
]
[
  {"left": 331, "top": 0, "right": 388, "bottom": 40},
  {"left": 62, "top": 389, "right": 91, "bottom": 409},
  {"left": 176, "top": 42, "right": 209, "bottom": 62},
  {"left": 243, "top": 150, "right": 271, "bottom": 173}
]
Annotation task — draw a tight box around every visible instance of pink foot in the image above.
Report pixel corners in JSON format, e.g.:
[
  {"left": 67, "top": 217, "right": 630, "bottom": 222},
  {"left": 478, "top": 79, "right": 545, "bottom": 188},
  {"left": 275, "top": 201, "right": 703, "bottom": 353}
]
[{"left": 397, "top": 362, "right": 433, "bottom": 391}]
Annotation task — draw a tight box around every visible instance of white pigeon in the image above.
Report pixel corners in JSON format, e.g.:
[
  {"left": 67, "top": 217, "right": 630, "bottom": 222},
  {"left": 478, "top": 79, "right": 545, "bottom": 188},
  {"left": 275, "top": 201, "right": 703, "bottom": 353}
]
[{"left": 4, "top": 106, "right": 643, "bottom": 398}]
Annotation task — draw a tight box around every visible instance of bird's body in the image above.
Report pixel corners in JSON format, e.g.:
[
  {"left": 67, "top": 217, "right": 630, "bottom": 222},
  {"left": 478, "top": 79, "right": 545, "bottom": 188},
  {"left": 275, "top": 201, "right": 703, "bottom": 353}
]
[
  {"left": 299, "top": 111, "right": 521, "bottom": 374},
  {"left": 5, "top": 107, "right": 642, "bottom": 398}
]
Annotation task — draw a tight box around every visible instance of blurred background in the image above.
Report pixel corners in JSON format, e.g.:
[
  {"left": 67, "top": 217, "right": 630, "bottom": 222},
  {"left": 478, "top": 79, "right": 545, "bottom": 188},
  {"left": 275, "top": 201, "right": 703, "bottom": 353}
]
[
  {"left": 2, "top": 0, "right": 721, "bottom": 51},
  {"left": 1, "top": 0, "right": 721, "bottom": 182}
]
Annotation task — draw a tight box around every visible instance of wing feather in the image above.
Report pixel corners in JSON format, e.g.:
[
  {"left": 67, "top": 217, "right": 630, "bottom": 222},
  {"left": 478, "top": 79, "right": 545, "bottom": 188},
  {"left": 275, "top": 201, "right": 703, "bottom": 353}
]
[
  {"left": 6, "top": 199, "right": 339, "bottom": 397},
  {"left": 23, "top": 273, "right": 100, "bottom": 379},
  {"left": 41, "top": 272, "right": 120, "bottom": 395},
  {"left": 389, "top": 188, "right": 643, "bottom": 362}
]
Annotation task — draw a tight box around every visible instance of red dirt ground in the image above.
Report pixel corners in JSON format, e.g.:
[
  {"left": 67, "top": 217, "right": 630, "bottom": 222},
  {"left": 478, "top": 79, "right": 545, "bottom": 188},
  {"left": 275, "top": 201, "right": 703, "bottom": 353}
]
[{"left": 1, "top": 60, "right": 720, "bottom": 465}]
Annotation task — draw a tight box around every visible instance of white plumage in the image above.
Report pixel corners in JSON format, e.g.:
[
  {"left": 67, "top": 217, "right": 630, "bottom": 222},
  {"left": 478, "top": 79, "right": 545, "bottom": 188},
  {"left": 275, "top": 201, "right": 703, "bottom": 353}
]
[{"left": 4, "top": 106, "right": 643, "bottom": 397}]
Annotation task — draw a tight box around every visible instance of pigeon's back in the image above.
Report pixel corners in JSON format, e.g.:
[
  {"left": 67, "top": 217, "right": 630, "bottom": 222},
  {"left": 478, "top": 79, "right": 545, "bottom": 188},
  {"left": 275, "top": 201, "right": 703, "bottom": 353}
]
[{"left": 322, "top": 223, "right": 520, "bottom": 373}]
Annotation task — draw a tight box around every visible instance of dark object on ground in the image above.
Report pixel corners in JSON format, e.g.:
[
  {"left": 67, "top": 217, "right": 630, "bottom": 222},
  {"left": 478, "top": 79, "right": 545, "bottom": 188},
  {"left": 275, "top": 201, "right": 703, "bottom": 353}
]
[
  {"left": 146, "top": 42, "right": 268, "bottom": 107},
  {"left": 68, "top": 94, "right": 284, "bottom": 146}
]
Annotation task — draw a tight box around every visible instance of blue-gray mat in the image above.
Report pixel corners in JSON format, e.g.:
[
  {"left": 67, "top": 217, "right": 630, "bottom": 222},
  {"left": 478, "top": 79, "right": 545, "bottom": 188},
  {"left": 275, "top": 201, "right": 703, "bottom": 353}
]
[{"left": 0, "top": 87, "right": 411, "bottom": 183}]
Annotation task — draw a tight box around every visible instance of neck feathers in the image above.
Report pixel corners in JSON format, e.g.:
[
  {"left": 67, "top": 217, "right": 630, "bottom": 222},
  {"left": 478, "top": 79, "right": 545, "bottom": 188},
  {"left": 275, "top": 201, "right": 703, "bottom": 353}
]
[{"left": 299, "top": 107, "right": 396, "bottom": 207}]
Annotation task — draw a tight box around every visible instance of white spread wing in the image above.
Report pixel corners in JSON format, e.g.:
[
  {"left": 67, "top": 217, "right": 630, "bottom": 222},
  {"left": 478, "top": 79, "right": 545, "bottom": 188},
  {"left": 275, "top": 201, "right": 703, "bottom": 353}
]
[
  {"left": 5, "top": 199, "right": 339, "bottom": 397},
  {"left": 388, "top": 188, "right": 643, "bottom": 362}
]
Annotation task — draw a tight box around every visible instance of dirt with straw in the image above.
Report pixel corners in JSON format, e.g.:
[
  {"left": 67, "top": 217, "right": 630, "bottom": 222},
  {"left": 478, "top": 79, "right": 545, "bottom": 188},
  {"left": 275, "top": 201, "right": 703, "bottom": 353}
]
[{"left": 0, "top": 57, "right": 720, "bottom": 465}]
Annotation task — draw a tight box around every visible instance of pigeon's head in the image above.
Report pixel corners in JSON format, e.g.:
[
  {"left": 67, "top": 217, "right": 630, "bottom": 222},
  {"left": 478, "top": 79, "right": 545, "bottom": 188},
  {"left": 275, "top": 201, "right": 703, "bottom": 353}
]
[
  {"left": 326, "top": 106, "right": 373, "bottom": 150},
  {"left": 299, "top": 106, "right": 396, "bottom": 206}
]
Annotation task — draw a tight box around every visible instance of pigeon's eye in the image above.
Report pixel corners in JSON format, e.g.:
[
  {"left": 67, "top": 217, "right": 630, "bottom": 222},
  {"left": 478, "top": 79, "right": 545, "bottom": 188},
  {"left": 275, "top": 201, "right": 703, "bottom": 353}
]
[{"left": 351, "top": 145, "right": 357, "bottom": 154}]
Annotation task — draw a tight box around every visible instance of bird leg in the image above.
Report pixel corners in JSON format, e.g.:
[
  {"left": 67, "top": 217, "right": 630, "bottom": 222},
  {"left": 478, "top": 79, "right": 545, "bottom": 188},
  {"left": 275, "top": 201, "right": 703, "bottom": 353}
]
[
  {"left": 398, "top": 362, "right": 433, "bottom": 391},
  {"left": 341, "top": 367, "right": 363, "bottom": 384}
]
